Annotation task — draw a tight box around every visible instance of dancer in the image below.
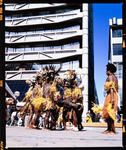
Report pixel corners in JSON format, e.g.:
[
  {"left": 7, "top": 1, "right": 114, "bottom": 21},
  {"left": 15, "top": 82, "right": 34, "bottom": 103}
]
[{"left": 102, "top": 63, "right": 118, "bottom": 134}]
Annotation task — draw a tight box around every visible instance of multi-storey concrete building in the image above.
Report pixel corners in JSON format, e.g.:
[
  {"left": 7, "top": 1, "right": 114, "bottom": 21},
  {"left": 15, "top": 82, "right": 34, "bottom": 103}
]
[
  {"left": 5, "top": 3, "right": 97, "bottom": 120},
  {"left": 108, "top": 17, "right": 123, "bottom": 110}
]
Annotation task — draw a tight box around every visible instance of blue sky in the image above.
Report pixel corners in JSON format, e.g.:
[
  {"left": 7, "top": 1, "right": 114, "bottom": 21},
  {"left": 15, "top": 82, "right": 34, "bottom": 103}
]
[{"left": 93, "top": 3, "right": 122, "bottom": 104}]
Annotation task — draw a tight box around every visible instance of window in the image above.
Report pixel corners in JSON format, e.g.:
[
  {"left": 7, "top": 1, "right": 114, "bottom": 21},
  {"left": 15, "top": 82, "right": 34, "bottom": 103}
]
[
  {"left": 113, "top": 44, "right": 122, "bottom": 55},
  {"left": 117, "top": 63, "right": 122, "bottom": 79},
  {"left": 5, "top": 47, "right": 8, "bottom": 53},
  {"left": 72, "top": 61, "right": 79, "bottom": 70},
  {"left": 15, "top": 48, "right": 24, "bottom": 52},
  {"left": 112, "top": 29, "right": 122, "bottom": 37},
  {"left": 114, "top": 63, "right": 122, "bottom": 79}
]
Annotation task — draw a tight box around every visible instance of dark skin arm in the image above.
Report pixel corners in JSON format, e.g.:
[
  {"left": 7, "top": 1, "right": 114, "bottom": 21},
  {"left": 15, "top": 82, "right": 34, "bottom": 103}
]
[
  {"left": 108, "top": 75, "right": 115, "bottom": 108},
  {"left": 110, "top": 88, "right": 114, "bottom": 108}
]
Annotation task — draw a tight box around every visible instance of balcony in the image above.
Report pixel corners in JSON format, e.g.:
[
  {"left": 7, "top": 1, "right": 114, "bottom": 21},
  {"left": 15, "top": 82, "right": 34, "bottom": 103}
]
[
  {"left": 6, "top": 70, "right": 38, "bottom": 80},
  {"left": 5, "top": 30, "right": 83, "bottom": 44},
  {"left": 5, "top": 3, "right": 66, "bottom": 11},
  {"left": 5, "top": 11, "right": 83, "bottom": 27},
  {"left": 6, "top": 69, "right": 68, "bottom": 80},
  {"left": 5, "top": 49, "right": 83, "bottom": 62}
]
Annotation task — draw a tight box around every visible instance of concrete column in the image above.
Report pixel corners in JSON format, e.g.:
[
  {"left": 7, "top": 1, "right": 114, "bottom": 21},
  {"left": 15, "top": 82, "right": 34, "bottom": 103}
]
[{"left": 82, "top": 4, "right": 89, "bottom": 122}]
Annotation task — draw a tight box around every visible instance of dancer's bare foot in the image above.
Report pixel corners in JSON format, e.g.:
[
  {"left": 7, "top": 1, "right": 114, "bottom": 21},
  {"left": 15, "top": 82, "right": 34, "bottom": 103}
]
[
  {"left": 102, "top": 130, "right": 116, "bottom": 134},
  {"left": 109, "top": 131, "right": 116, "bottom": 135},
  {"left": 102, "top": 130, "right": 110, "bottom": 134},
  {"left": 26, "top": 125, "right": 32, "bottom": 128},
  {"left": 31, "top": 125, "right": 37, "bottom": 129}
]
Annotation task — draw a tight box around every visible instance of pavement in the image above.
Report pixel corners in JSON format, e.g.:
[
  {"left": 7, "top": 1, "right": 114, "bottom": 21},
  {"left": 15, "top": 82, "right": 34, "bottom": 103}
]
[{"left": 6, "top": 124, "right": 122, "bottom": 148}]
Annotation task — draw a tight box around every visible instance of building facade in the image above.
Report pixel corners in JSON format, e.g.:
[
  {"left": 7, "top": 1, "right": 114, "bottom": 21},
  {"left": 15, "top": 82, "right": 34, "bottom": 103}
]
[
  {"left": 108, "top": 17, "right": 123, "bottom": 110},
  {"left": 5, "top": 3, "right": 97, "bottom": 121}
]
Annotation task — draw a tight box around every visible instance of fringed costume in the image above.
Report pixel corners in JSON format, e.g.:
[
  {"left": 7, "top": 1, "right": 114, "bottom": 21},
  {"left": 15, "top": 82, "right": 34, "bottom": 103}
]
[{"left": 102, "top": 63, "right": 118, "bottom": 134}]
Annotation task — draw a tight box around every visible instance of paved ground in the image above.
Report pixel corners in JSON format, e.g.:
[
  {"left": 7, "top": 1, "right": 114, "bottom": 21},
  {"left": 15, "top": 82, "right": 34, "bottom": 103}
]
[{"left": 6, "top": 126, "right": 122, "bottom": 148}]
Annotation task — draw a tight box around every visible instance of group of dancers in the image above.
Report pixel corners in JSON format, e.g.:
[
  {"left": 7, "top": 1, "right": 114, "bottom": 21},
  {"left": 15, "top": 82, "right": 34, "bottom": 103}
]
[{"left": 6, "top": 63, "right": 119, "bottom": 134}]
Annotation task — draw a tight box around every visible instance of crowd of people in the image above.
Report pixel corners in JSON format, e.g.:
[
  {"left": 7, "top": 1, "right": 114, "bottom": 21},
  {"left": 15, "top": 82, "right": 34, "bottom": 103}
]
[
  {"left": 6, "top": 65, "right": 84, "bottom": 131},
  {"left": 6, "top": 63, "right": 121, "bottom": 134}
]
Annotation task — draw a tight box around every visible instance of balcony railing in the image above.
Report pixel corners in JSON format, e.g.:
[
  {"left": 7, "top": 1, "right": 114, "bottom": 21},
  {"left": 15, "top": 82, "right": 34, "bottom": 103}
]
[
  {"left": 6, "top": 69, "right": 67, "bottom": 80},
  {"left": 5, "top": 3, "right": 66, "bottom": 11},
  {"left": 5, "top": 49, "right": 82, "bottom": 62},
  {"left": 6, "top": 70, "right": 38, "bottom": 80},
  {"left": 5, "top": 30, "right": 83, "bottom": 43},
  {"left": 5, "top": 12, "right": 83, "bottom": 27}
]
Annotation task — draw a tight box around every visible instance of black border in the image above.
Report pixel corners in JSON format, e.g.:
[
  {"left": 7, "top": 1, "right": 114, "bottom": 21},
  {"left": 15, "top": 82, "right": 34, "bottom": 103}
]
[
  {"left": 0, "top": 0, "right": 125, "bottom": 150},
  {"left": 0, "top": 1, "right": 5, "bottom": 150},
  {"left": 4, "top": 0, "right": 123, "bottom": 3},
  {"left": 123, "top": 0, "right": 126, "bottom": 148}
]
